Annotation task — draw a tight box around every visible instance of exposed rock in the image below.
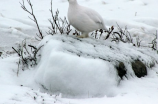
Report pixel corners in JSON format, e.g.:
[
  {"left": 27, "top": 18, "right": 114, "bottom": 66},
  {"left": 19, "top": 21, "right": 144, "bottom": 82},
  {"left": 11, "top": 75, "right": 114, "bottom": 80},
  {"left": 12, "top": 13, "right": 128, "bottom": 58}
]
[
  {"left": 0, "top": 52, "right": 2, "bottom": 57},
  {"left": 132, "top": 60, "right": 147, "bottom": 78},
  {"left": 116, "top": 62, "right": 126, "bottom": 79}
]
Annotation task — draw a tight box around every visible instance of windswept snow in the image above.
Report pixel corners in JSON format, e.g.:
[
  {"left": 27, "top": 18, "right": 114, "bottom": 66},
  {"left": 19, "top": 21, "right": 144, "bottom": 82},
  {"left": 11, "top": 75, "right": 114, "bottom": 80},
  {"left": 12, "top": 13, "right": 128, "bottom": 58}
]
[
  {"left": 0, "top": 0, "right": 158, "bottom": 104},
  {"left": 34, "top": 34, "right": 158, "bottom": 98}
]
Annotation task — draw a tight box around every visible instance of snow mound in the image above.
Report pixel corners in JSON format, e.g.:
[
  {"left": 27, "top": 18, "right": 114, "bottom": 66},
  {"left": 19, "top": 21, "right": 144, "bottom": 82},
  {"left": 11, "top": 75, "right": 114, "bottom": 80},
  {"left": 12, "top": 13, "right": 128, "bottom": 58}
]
[{"left": 34, "top": 35, "right": 158, "bottom": 97}]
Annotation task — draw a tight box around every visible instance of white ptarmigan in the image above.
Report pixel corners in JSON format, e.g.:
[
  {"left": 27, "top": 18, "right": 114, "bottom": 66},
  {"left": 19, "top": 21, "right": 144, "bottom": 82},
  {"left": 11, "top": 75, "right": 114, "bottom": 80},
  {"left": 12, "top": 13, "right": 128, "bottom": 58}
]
[{"left": 68, "top": 0, "right": 108, "bottom": 38}]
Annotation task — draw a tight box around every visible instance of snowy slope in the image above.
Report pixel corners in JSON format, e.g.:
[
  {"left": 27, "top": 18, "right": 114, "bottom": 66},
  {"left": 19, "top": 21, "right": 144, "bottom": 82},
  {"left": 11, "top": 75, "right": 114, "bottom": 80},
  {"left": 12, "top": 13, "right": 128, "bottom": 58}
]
[
  {"left": 0, "top": 57, "right": 63, "bottom": 104},
  {"left": 0, "top": 0, "right": 158, "bottom": 104},
  {"left": 0, "top": 0, "right": 158, "bottom": 49}
]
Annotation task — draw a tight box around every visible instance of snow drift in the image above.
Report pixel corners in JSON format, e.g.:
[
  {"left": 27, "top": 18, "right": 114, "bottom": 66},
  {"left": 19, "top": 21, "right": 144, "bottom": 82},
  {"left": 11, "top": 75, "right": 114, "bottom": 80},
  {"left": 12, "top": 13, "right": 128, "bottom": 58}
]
[{"left": 34, "top": 35, "right": 158, "bottom": 97}]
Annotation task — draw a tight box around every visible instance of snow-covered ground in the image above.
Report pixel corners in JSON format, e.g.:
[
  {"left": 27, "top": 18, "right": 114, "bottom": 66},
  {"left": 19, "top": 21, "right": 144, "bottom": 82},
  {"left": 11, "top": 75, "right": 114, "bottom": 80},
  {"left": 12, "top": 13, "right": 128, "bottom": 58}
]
[{"left": 0, "top": 0, "right": 158, "bottom": 104}]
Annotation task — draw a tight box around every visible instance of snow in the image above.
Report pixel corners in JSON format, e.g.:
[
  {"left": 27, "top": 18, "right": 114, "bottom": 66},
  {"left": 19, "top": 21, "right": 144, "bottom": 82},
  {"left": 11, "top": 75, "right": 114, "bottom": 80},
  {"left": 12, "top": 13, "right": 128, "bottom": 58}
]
[
  {"left": 34, "top": 34, "right": 158, "bottom": 98},
  {"left": 0, "top": 57, "right": 63, "bottom": 104},
  {"left": 35, "top": 37, "right": 118, "bottom": 97},
  {"left": 0, "top": 0, "right": 158, "bottom": 104}
]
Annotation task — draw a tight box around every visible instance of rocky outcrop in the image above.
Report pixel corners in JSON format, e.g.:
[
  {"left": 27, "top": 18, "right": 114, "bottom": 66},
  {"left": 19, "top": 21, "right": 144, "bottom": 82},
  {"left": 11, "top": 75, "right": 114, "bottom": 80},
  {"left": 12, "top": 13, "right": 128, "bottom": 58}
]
[
  {"left": 116, "top": 60, "right": 148, "bottom": 79},
  {"left": 132, "top": 60, "right": 147, "bottom": 78}
]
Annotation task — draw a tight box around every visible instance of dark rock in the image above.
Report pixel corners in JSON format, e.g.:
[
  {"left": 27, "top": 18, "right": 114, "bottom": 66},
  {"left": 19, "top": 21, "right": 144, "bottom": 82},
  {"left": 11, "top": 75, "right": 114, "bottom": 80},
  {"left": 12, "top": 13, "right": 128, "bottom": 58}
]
[
  {"left": 0, "top": 52, "right": 2, "bottom": 57},
  {"left": 132, "top": 60, "right": 147, "bottom": 78},
  {"left": 116, "top": 62, "right": 126, "bottom": 79}
]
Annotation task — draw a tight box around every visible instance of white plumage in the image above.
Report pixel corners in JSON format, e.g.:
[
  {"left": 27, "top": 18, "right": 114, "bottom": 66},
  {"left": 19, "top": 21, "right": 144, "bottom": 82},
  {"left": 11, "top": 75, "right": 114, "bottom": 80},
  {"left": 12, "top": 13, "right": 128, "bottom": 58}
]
[{"left": 68, "top": 0, "right": 107, "bottom": 38}]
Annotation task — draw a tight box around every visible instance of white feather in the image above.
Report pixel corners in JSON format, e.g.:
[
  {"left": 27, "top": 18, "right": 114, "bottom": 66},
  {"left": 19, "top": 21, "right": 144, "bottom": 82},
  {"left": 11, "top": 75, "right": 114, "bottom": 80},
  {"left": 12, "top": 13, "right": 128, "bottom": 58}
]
[{"left": 68, "top": 0, "right": 107, "bottom": 38}]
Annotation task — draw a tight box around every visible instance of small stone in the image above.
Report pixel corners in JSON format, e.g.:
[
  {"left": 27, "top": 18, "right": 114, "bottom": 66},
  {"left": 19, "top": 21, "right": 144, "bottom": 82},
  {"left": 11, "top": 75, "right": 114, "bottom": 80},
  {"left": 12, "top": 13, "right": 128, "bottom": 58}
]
[
  {"left": 116, "top": 62, "right": 126, "bottom": 79},
  {"left": 132, "top": 60, "right": 147, "bottom": 78}
]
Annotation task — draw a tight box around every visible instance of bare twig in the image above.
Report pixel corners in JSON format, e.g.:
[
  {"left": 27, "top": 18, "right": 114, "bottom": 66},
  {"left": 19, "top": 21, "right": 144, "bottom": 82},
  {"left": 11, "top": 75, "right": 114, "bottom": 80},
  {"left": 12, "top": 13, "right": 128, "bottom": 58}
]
[
  {"left": 149, "top": 30, "right": 157, "bottom": 50},
  {"left": 12, "top": 40, "right": 44, "bottom": 70},
  {"left": 48, "top": 0, "right": 72, "bottom": 35},
  {"left": 111, "top": 23, "right": 133, "bottom": 43},
  {"left": 136, "top": 36, "right": 142, "bottom": 47},
  {"left": 49, "top": 0, "right": 62, "bottom": 34},
  {"left": 12, "top": 47, "right": 20, "bottom": 56},
  {"left": 20, "top": 0, "right": 43, "bottom": 39},
  {"left": 105, "top": 26, "right": 114, "bottom": 39},
  {"left": 17, "top": 59, "right": 20, "bottom": 77}
]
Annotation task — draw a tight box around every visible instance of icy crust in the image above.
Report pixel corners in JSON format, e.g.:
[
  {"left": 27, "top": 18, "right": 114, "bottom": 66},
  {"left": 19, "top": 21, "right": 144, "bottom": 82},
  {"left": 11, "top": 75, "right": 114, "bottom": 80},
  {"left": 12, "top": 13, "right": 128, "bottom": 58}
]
[{"left": 35, "top": 35, "right": 158, "bottom": 97}]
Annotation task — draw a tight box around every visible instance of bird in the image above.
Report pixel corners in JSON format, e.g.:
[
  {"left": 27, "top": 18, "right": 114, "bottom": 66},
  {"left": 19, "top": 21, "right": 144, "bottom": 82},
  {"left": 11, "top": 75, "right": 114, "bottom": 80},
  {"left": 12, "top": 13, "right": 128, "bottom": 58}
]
[{"left": 67, "top": 0, "right": 108, "bottom": 38}]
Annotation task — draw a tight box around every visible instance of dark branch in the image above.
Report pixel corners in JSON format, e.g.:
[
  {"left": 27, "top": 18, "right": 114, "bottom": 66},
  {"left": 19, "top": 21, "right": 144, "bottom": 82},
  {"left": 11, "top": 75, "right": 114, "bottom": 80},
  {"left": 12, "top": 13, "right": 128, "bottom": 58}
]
[{"left": 20, "top": 0, "right": 43, "bottom": 40}]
